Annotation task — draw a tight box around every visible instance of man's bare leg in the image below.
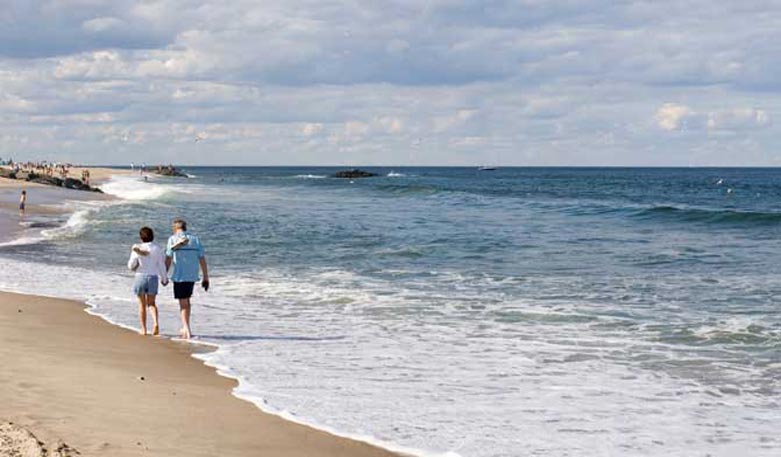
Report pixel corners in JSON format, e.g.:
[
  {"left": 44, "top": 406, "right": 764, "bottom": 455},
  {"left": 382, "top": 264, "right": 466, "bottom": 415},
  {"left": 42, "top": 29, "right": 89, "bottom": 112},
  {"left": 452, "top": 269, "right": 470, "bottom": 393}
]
[
  {"left": 179, "top": 298, "right": 192, "bottom": 339},
  {"left": 148, "top": 295, "right": 160, "bottom": 336},
  {"left": 137, "top": 295, "right": 148, "bottom": 335}
]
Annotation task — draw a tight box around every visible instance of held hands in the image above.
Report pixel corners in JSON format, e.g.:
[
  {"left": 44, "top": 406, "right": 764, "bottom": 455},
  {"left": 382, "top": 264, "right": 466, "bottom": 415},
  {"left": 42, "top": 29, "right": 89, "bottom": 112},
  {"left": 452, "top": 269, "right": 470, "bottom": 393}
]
[{"left": 161, "top": 278, "right": 169, "bottom": 287}]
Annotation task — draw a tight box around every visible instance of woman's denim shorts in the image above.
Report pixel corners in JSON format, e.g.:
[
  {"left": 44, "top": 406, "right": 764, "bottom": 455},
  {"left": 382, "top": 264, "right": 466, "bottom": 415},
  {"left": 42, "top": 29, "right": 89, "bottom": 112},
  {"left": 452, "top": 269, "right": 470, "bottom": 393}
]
[{"left": 133, "top": 274, "right": 159, "bottom": 296}]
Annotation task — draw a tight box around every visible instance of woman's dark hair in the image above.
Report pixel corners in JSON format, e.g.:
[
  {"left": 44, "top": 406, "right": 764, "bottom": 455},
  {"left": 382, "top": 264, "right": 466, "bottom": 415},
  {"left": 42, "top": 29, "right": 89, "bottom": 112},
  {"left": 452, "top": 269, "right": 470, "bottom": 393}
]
[
  {"left": 21, "top": 190, "right": 26, "bottom": 195},
  {"left": 139, "top": 226, "right": 154, "bottom": 242}
]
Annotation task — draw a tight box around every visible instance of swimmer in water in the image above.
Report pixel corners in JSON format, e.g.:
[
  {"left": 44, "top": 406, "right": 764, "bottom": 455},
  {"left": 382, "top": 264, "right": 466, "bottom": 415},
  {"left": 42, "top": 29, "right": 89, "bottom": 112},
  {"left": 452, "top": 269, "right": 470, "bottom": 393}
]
[{"left": 19, "top": 190, "right": 26, "bottom": 213}]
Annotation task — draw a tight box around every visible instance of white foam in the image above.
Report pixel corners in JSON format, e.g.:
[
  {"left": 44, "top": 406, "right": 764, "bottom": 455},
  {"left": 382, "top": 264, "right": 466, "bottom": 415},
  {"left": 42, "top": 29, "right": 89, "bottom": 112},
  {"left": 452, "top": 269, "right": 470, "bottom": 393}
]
[
  {"left": 295, "top": 174, "right": 327, "bottom": 179},
  {"left": 0, "top": 235, "right": 46, "bottom": 247},
  {"left": 3, "top": 255, "right": 781, "bottom": 456},
  {"left": 0, "top": 256, "right": 457, "bottom": 457},
  {"left": 387, "top": 171, "right": 406, "bottom": 177},
  {"left": 99, "top": 175, "right": 174, "bottom": 201},
  {"left": 40, "top": 208, "right": 92, "bottom": 239}
]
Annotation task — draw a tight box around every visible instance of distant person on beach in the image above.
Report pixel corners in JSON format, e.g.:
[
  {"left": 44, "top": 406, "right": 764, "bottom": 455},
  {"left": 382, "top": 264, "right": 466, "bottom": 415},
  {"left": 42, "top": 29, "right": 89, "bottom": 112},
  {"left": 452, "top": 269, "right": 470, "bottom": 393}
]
[
  {"left": 128, "top": 227, "right": 169, "bottom": 336},
  {"left": 165, "top": 218, "right": 209, "bottom": 339},
  {"left": 19, "top": 190, "right": 26, "bottom": 213}
]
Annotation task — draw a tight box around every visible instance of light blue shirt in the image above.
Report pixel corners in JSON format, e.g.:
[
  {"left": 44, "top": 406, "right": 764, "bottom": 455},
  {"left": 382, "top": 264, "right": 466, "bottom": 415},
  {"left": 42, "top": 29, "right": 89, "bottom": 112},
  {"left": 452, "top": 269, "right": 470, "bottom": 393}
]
[{"left": 166, "top": 232, "right": 205, "bottom": 282}]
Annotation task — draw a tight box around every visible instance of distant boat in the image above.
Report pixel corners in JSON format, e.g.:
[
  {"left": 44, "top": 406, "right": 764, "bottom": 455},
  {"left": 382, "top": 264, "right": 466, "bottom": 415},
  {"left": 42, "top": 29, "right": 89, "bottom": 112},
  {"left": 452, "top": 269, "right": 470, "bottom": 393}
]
[{"left": 478, "top": 166, "right": 498, "bottom": 171}]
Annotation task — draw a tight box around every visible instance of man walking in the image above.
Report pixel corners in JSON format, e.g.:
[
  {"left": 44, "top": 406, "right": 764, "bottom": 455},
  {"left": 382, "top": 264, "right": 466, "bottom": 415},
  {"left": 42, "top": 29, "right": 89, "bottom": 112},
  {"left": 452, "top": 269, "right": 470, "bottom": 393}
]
[{"left": 166, "top": 218, "right": 209, "bottom": 339}]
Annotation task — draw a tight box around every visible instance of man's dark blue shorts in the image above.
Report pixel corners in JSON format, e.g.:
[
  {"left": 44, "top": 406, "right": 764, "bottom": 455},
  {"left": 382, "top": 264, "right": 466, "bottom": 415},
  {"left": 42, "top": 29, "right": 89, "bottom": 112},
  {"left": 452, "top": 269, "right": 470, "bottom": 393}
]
[{"left": 174, "top": 281, "right": 195, "bottom": 299}]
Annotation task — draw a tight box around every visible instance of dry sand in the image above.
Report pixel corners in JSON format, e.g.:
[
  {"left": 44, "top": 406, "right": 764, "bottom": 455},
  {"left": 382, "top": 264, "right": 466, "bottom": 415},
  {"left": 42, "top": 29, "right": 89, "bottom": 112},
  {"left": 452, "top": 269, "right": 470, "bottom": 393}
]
[
  {"left": 68, "top": 166, "right": 133, "bottom": 184},
  {"left": 0, "top": 292, "right": 401, "bottom": 457}
]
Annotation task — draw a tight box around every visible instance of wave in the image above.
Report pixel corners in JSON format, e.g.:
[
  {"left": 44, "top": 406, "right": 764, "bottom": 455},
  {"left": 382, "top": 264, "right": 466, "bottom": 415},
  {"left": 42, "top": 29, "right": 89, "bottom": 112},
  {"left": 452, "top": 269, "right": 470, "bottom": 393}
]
[
  {"left": 40, "top": 208, "right": 92, "bottom": 239},
  {"left": 1, "top": 201, "right": 107, "bottom": 248},
  {"left": 632, "top": 206, "right": 781, "bottom": 225},
  {"left": 0, "top": 255, "right": 462, "bottom": 457},
  {"left": 387, "top": 171, "right": 406, "bottom": 177},
  {"left": 294, "top": 174, "right": 327, "bottom": 179},
  {"left": 99, "top": 175, "right": 174, "bottom": 201}
]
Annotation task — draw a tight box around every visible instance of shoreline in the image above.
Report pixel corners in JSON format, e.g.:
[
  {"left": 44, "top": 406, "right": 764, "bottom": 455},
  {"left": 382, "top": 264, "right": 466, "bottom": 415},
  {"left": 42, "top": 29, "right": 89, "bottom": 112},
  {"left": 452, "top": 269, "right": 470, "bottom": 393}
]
[
  {"left": 0, "top": 170, "right": 119, "bottom": 245},
  {"left": 0, "top": 291, "right": 403, "bottom": 456},
  {"left": 0, "top": 170, "right": 409, "bottom": 457}
]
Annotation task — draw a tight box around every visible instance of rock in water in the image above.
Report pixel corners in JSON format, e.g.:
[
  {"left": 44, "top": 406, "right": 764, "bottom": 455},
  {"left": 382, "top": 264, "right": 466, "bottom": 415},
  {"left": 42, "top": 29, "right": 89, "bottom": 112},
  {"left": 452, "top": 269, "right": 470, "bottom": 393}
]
[
  {"left": 333, "top": 169, "right": 378, "bottom": 178},
  {"left": 153, "top": 166, "right": 189, "bottom": 177}
]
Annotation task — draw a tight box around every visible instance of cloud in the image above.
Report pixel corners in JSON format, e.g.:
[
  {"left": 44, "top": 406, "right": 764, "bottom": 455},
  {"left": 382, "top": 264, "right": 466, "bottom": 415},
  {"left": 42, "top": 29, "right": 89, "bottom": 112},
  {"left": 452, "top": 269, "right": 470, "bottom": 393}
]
[
  {"left": 0, "top": 1, "right": 176, "bottom": 58},
  {"left": 656, "top": 103, "right": 697, "bottom": 131},
  {"left": 301, "top": 123, "right": 324, "bottom": 136},
  {"left": 706, "top": 108, "right": 770, "bottom": 131},
  {"left": 81, "top": 16, "right": 125, "bottom": 34},
  {"left": 656, "top": 104, "right": 771, "bottom": 132},
  {"left": 0, "top": 1, "right": 780, "bottom": 166}
]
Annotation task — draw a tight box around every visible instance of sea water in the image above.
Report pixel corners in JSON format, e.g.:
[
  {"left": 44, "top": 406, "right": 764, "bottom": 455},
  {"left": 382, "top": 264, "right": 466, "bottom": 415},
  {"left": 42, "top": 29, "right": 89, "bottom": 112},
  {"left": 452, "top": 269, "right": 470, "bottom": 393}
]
[{"left": 1, "top": 167, "right": 779, "bottom": 456}]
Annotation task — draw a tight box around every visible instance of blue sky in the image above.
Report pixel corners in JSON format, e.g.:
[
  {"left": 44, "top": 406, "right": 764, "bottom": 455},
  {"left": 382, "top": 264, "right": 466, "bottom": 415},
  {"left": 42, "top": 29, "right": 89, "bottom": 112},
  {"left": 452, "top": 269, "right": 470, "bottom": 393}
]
[{"left": 0, "top": 0, "right": 779, "bottom": 166}]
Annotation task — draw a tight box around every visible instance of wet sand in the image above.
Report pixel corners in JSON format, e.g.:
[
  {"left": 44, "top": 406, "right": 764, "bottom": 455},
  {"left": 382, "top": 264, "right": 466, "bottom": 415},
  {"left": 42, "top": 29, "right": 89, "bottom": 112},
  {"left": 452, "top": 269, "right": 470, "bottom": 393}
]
[{"left": 0, "top": 291, "right": 402, "bottom": 457}]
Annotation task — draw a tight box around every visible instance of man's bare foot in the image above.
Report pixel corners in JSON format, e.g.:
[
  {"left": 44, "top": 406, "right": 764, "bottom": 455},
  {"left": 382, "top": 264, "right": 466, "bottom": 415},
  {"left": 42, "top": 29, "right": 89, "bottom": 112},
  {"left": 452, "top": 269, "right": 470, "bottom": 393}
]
[
  {"left": 139, "top": 329, "right": 147, "bottom": 336},
  {"left": 152, "top": 326, "right": 159, "bottom": 336}
]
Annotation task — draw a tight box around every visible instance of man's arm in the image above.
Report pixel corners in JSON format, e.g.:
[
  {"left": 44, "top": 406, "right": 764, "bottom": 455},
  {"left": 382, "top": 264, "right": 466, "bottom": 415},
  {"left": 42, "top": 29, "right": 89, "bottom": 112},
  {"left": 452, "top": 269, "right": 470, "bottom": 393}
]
[
  {"left": 199, "top": 256, "right": 209, "bottom": 290},
  {"left": 127, "top": 250, "right": 139, "bottom": 271},
  {"left": 165, "top": 256, "right": 172, "bottom": 271}
]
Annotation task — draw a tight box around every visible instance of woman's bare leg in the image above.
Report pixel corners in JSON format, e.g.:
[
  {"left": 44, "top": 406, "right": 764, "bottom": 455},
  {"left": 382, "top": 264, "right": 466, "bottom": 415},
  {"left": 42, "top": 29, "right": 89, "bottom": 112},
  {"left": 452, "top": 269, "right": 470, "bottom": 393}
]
[
  {"left": 137, "top": 295, "right": 148, "bottom": 335},
  {"left": 147, "top": 295, "right": 159, "bottom": 336}
]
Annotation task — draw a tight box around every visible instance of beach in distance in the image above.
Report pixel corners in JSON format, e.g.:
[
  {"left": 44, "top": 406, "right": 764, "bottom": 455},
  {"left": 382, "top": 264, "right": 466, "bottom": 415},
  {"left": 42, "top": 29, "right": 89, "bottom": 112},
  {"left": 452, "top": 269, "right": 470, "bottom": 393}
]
[{"left": 1, "top": 166, "right": 780, "bottom": 456}]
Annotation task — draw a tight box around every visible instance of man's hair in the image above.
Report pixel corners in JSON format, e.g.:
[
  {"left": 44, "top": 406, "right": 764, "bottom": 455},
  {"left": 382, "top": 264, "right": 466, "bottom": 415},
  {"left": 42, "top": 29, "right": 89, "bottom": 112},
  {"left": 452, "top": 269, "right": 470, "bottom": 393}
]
[
  {"left": 173, "top": 218, "right": 187, "bottom": 231},
  {"left": 139, "top": 226, "right": 154, "bottom": 242}
]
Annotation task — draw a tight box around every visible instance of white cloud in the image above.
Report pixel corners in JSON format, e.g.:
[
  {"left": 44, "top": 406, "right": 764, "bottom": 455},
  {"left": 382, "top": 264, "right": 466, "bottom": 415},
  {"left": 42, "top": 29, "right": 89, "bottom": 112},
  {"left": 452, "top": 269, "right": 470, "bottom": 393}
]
[
  {"left": 656, "top": 103, "right": 696, "bottom": 131},
  {"left": 301, "top": 123, "right": 324, "bottom": 136},
  {"left": 81, "top": 16, "right": 125, "bottom": 33},
  {"left": 433, "top": 109, "right": 477, "bottom": 132},
  {"left": 656, "top": 104, "right": 771, "bottom": 133},
  {"left": 706, "top": 108, "right": 770, "bottom": 131}
]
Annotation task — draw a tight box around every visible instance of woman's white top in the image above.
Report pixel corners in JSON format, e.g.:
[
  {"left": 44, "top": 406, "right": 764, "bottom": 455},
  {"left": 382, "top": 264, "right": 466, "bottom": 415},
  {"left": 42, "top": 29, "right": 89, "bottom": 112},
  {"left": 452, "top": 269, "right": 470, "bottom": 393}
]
[{"left": 127, "top": 242, "right": 168, "bottom": 279}]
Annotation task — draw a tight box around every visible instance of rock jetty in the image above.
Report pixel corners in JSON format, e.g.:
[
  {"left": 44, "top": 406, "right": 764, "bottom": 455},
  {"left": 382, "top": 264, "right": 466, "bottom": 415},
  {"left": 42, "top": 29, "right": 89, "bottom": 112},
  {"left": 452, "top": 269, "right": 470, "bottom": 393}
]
[
  {"left": 0, "top": 168, "right": 102, "bottom": 192},
  {"left": 333, "top": 169, "right": 378, "bottom": 178}
]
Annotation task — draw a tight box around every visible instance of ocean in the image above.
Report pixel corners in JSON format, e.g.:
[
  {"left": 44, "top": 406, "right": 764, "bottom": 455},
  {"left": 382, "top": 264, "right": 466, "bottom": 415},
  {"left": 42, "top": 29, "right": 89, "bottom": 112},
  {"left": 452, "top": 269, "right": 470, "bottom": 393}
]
[{"left": 1, "top": 167, "right": 779, "bottom": 456}]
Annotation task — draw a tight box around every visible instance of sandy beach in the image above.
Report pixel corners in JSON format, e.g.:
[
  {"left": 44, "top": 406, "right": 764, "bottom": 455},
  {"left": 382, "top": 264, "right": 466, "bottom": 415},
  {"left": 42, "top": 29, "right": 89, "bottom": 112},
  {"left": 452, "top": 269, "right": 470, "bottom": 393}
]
[{"left": 0, "top": 291, "right": 401, "bottom": 457}]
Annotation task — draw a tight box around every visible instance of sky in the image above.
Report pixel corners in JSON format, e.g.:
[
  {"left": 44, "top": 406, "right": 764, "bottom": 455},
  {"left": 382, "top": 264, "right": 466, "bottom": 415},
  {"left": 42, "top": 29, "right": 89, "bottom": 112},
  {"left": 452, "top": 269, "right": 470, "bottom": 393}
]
[{"left": 1, "top": 0, "right": 780, "bottom": 166}]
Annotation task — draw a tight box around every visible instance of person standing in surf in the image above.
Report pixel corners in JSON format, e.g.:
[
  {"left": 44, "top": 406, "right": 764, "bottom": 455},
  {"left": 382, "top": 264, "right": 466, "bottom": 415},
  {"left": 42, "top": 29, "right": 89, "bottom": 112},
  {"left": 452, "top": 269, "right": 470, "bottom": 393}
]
[
  {"left": 165, "top": 218, "right": 209, "bottom": 339},
  {"left": 128, "top": 227, "right": 168, "bottom": 336},
  {"left": 19, "top": 190, "right": 26, "bottom": 213}
]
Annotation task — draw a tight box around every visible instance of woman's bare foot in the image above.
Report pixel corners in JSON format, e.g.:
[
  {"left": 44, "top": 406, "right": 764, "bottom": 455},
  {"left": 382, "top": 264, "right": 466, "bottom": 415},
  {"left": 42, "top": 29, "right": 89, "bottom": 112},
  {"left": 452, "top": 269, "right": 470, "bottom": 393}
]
[{"left": 139, "top": 329, "right": 148, "bottom": 336}]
